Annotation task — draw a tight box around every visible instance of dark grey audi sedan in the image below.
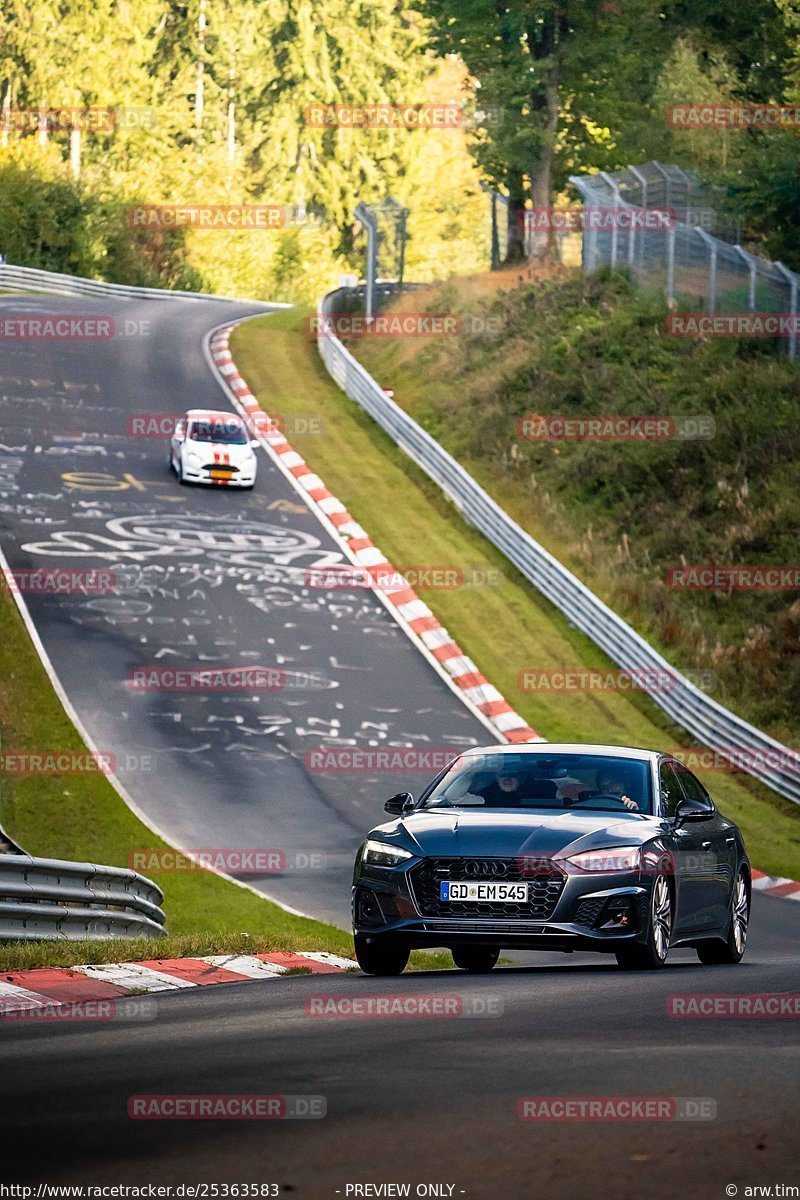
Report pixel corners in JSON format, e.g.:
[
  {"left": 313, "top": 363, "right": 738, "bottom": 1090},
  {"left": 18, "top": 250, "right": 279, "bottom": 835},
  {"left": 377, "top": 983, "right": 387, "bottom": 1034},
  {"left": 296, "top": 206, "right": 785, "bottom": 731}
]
[{"left": 352, "top": 744, "right": 750, "bottom": 975}]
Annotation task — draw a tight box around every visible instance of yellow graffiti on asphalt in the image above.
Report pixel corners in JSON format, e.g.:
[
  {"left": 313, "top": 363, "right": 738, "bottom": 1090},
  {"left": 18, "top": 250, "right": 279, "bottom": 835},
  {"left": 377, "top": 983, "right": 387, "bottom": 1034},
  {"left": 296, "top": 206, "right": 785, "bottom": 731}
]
[
  {"left": 267, "top": 498, "right": 308, "bottom": 514},
  {"left": 61, "top": 471, "right": 182, "bottom": 500}
]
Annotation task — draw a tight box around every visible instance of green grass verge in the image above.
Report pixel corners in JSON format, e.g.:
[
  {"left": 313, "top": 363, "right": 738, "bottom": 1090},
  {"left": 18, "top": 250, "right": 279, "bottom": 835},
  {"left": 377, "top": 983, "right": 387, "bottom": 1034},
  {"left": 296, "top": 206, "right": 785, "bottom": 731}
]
[
  {"left": 230, "top": 306, "right": 800, "bottom": 881},
  {"left": 0, "top": 583, "right": 358, "bottom": 965}
]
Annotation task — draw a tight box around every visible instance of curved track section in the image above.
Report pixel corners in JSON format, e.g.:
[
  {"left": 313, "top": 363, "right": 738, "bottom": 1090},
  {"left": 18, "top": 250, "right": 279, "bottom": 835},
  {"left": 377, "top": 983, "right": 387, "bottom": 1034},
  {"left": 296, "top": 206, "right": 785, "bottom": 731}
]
[{"left": 0, "top": 294, "right": 495, "bottom": 924}]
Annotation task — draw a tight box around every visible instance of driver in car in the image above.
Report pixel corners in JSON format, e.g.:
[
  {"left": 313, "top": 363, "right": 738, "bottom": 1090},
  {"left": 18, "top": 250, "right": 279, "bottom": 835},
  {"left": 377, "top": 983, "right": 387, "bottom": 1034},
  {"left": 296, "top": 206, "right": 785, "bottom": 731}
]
[
  {"left": 594, "top": 768, "right": 639, "bottom": 810},
  {"left": 480, "top": 766, "right": 527, "bottom": 806}
]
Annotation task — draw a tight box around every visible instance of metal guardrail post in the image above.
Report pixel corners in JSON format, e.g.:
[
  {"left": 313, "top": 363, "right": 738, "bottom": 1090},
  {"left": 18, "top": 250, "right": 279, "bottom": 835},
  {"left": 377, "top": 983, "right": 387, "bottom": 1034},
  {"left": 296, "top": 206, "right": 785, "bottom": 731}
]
[
  {"left": 0, "top": 855, "right": 166, "bottom": 941},
  {"left": 354, "top": 202, "right": 378, "bottom": 321},
  {"left": 0, "top": 262, "right": 280, "bottom": 306}
]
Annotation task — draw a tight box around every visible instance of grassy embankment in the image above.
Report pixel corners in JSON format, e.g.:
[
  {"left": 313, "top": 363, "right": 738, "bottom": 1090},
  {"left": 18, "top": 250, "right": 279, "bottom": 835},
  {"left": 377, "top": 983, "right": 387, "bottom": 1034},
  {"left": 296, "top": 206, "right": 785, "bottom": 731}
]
[{"left": 230, "top": 301, "right": 800, "bottom": 880}]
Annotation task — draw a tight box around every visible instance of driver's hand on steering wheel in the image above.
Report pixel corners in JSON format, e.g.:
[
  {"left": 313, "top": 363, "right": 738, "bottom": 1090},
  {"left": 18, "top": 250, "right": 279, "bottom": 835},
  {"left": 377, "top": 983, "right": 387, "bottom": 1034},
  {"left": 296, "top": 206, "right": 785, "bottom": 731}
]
[{"left": 620, "top": 794, "right": 638, "bottom": 810}]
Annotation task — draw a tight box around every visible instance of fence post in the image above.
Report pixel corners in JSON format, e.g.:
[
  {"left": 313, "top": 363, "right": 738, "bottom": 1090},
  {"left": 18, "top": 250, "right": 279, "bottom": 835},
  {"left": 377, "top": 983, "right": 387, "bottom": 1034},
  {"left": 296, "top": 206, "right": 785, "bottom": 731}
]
[
  {"left": 734, "top": 246, "right": 757, "bottom": 311},
  {"left": 600, "top": 172, "right": 621, "bottom": 268},
  {"left": 666, "top": 226, "right": 675, "bottom": 305},
  {"left": 775, "top": 262, "right": 798, "bottom": 361},
  {"left": 696, "top": 228, "right": 718, "bottom": 314}
]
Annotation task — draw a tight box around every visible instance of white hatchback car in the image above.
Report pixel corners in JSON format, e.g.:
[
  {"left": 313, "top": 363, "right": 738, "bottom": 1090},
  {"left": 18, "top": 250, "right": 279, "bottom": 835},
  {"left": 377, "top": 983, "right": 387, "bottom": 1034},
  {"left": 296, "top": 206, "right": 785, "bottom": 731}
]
[{"left": 170, "top": 409, "right": 258, "bottom": 488}]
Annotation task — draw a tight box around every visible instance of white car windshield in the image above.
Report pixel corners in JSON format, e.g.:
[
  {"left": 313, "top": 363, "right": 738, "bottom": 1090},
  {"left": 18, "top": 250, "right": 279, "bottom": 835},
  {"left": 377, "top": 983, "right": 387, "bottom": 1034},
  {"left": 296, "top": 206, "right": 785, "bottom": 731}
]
[{"left": 189, "top": 418, "right": 248, "bottom": 445}]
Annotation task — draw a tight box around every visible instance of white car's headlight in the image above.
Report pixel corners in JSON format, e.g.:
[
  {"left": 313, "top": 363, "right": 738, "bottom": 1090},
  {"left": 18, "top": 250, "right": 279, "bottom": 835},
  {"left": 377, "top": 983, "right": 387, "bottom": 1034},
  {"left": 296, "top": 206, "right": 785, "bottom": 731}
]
[
  {"left": 186, "top": 451, "right": 202, "bottom": 464},
  {"left": 362, "top": 839, "right": 414, "bottom": 868},
  {"left": 559, "top": 845, "right": 641, "bottom": 873}
]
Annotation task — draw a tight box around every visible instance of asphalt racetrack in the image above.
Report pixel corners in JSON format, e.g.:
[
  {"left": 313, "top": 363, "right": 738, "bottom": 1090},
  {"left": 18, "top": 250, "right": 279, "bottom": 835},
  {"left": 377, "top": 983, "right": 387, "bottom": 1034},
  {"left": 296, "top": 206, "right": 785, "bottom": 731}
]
[
  {"left": 0, "top": 294, "right": 797, "bottom": 1199},
  {"left": 0, "top": 294, "right": 496, "bottom": 924},
  {"left": 1, "top": 891, "right": 798, "bottom": 1196}
]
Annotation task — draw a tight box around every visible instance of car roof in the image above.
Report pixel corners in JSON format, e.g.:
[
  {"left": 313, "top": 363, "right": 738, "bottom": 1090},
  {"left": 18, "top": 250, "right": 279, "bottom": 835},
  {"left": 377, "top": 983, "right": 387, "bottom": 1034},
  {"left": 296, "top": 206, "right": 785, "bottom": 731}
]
[
  {"left": 460, "top": 743, "right": 660, "bottom": 763},
  {"left": 184, "top": 409, "right": 244, "bottom": 423}
]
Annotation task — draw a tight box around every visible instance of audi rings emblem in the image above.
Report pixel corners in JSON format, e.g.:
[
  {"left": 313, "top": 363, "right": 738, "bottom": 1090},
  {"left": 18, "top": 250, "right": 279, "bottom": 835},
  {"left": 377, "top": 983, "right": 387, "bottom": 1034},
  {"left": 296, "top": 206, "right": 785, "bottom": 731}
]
[{"left": 463, "top": 860, "right": 509, "bottom": 877}]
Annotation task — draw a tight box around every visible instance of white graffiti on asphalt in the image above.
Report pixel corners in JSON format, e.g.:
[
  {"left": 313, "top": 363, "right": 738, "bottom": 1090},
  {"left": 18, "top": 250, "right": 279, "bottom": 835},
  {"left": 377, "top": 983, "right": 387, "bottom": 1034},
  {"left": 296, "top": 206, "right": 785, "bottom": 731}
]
[{"left": 22, "top": 513, "right": 345, "bottom": 568}]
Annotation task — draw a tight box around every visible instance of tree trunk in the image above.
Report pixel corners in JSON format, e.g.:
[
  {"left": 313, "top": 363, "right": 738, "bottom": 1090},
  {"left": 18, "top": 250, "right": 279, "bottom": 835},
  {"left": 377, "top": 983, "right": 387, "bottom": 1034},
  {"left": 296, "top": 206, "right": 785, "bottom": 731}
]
[
  {"left": 504, "top": 170, "right": 526, "bottom": 264},
  {"left": 526, "top": 11, "right": 561, "bottom": 263},
  {"left": 490, "top": 192, "right": 500, "bottom": 271},
  {"left": 70, "top": 129, "right": 81, "bottom": 178}
]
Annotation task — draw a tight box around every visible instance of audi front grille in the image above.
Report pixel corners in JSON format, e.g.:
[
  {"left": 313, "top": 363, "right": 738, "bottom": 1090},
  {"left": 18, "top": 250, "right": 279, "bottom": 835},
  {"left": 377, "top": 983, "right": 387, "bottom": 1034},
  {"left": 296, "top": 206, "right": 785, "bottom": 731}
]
[{"left": 408, "top": 857, "right": 566, "bottom": 920}]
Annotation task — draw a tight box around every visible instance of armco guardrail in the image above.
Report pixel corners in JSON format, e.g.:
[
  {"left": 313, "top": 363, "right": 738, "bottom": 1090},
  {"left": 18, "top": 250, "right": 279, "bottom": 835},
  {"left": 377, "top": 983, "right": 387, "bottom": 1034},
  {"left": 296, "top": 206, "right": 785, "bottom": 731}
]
[
  {"left": 317, "top": 286, "right": 800, "bottom": 806},
  {"left": 0, "top": 855, "right": 165, "bottom": 941},
  {"left": 0, "top": 262, "right": 263, "bottom": 304}
]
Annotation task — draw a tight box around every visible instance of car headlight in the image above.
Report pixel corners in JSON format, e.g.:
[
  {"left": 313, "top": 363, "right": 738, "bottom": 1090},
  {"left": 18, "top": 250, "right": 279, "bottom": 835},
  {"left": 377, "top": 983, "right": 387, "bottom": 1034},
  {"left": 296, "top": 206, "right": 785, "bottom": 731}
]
[
  {"left": 186, "top": 451, "right": 202, "bottom": 464},
  {"left": 559, "top": 845, "right": 641, "bottom": 873},
  {"left": 362, "top": 839, "right": 414, "bottom": 868}
]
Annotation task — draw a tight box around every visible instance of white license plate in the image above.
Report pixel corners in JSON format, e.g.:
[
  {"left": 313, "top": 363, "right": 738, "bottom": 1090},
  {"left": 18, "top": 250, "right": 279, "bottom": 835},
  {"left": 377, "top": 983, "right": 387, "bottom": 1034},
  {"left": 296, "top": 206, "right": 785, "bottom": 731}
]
[{"left": 441, "top": 881, "right": 528, "bottom": 903}]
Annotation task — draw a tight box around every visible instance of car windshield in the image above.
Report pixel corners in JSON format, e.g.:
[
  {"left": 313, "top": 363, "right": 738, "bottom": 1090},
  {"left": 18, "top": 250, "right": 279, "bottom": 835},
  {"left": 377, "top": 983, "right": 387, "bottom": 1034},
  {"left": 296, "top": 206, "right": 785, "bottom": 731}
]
[
  {"left": 189, "top": 418, "right": 248, "bottom": 445},
  {"left": 420, "top": 752, "right": 653, "bottom": 814}
]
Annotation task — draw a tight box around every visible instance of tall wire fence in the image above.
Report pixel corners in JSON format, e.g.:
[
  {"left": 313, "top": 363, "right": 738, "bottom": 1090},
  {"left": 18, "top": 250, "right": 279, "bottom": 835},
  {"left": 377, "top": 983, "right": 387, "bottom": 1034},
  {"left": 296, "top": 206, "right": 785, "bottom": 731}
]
[{"left": 567, "top": 161, "right": 798, "bottom": 360}]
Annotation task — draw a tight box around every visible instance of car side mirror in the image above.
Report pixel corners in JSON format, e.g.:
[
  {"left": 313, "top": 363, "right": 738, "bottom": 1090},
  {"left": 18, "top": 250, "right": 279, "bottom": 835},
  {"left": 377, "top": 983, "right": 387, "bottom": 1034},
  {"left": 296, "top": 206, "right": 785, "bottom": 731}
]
[
  {"left": 384, "top": 791, "right": 413, "bottom": 815},
  {"left": 674, "top": 796, "right": 714, "bottom": 825}
]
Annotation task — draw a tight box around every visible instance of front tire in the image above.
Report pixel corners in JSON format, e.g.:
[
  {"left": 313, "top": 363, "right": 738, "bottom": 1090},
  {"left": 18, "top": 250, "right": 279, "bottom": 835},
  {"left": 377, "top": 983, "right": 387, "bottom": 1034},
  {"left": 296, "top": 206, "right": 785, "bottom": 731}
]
[
  {"left": 616, "top": 874, "right": 673, "bottom": 970},
  {"left": 452, "top": 945, "right": 499, "bottom": 973},
  {"left": 354, "top": 935, "right": 409, "bottom": 976},
  {"left": 696, "top": 869, "right": 749, "bottom": 965}
]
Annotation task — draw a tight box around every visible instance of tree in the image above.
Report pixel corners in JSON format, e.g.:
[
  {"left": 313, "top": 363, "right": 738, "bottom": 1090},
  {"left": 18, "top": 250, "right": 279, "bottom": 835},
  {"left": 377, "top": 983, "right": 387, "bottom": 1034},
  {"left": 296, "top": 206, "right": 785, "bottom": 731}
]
[{"left": 425, "top": 0, "right": 669, "bottom": 263}]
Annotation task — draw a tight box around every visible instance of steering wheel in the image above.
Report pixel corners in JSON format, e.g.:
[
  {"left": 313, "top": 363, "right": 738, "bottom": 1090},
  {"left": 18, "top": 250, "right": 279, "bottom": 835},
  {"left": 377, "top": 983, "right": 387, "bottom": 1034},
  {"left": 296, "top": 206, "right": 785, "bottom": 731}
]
[{"left": 568, "top": 791, "right": 636, "bottom": 810}]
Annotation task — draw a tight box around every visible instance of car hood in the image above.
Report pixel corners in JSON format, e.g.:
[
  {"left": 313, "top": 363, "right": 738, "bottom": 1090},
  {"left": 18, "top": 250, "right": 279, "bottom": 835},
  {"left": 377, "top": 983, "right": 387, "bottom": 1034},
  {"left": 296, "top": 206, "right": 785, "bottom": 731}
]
[
  {"left": 185, "top": 441, "right": 253, "bottom": 461},
  {"left": 375, "top": 807, "right": 664, "bottom": 859}
]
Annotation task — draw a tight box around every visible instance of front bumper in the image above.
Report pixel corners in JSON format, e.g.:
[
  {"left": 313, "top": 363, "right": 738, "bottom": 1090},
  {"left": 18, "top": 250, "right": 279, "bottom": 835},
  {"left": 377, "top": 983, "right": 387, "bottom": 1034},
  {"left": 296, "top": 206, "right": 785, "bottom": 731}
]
[
  {"left": 353, "top": 858, "right": 649, "bottom": 952},
  {"left": 181, "top": 462, "right": 256, "bottom": 487}
]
